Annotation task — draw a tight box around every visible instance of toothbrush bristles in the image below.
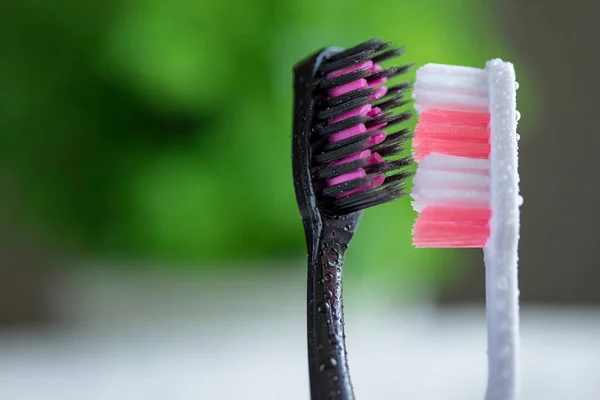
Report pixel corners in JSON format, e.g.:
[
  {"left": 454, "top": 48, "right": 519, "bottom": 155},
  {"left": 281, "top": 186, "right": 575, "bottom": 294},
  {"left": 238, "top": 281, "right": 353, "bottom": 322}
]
[{"left": 309, "top": 39, "right": 414, "bottom": 214}]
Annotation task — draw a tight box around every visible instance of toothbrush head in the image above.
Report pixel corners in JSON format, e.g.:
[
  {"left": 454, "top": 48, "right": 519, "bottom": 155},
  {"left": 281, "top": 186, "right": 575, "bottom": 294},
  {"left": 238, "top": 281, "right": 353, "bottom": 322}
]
[
  {"left": 292, "top": 39, "right": 414, "bottom": 222},
  {"left": 410, "top": 61, "right": 520, "bottom": 248}
]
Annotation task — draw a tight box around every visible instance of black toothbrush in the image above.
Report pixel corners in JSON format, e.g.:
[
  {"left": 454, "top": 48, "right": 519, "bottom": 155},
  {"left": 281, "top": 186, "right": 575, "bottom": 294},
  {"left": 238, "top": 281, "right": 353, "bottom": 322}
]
[{"left": 291, "top": 39, "right": 414, "bottom": 400}]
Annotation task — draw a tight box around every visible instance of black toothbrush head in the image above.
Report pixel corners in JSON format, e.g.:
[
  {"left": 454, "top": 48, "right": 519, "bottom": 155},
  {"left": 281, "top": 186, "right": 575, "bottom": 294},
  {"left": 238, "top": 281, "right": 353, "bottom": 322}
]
[{"left": 292, "top": 38, "right": 414, "bottom": 222}]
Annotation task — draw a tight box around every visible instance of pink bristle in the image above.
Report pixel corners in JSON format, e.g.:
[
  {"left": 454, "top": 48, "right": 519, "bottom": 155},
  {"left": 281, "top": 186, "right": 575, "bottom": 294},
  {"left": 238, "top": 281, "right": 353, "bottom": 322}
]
[
  {"left": 368, "top": 131, "right": 386, "bottom": 145},
  {"left": 368, "top": 152, "right": 384, "bottom": 164},
  {"left": 336, "top": 174, "right": 385, "bottom": 198},
  {"left": 324, "top": 59, "right": 401, "bottom": 198},
  {"left": 327, "top": 168, "right": 367, "bottom": 186},
  {"left": 413, "top": 108, "right": 491, "bottom": 161},
  {"left": 370, "top": 86, "right": 388, "bottom": 100},
  {"left": 367, "top": 64, "right": 388, "bottom": 86},
  {"left": 328, "top": 124, "right": 367, "bottom": 143},
  {"left": 412, "top": 106, "right": 492, "bottom": 247},
  {"left": 366, "top": 107, "right": 388, "bottom": 131},
  {"left": 413, "top": 206, "right": 491, "bottom": 248},
  {"left": 413, "top": 138, "right": 490, "bottom": 162},
  {"left": 329, "top": 79, "right": 368, "bottom": 97},
  {"left": 415, "top": 123, "right": 490, "bottom": 142},
  {"left": 419, "top": 109, "right": 490, "bottom": 127}
]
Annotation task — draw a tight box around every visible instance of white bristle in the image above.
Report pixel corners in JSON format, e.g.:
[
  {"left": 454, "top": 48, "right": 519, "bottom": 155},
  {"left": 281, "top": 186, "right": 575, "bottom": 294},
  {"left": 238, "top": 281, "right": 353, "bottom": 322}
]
[
  {"left": 418, "top": 153, "right": 491, "bottom": 171},
  {"left": 413, "top": 63, "right": 489, "bottom": 114},
  {"left": 416, "top": 71, "right": 488, "bottom": 95},
  {"left": 413, "top": 169, "right": 490, "bottom": 188},
  {"left": 417, "top": 63, "right": 488, "bottom": 78},
  {"left": 412, "top": 89, "right": 489, "bottom": 113},
  {"left": 412, "top": 154, "right": 490, "bottom": 212},
  {"left": 412, "top": 188, "right": 490, "bottom": 212}
]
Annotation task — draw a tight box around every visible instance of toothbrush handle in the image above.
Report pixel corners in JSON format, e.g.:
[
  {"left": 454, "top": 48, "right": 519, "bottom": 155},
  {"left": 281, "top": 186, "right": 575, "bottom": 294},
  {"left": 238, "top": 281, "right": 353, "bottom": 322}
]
[{"left": 307, "top": 213, "right": 361, "bottom": 400}]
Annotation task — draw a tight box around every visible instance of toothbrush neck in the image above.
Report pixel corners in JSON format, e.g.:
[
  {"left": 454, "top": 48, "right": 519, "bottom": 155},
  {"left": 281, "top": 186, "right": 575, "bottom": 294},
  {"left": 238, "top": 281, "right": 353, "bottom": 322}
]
[{"left": 306, "top": 212, "right": 361, "bottom": 400}]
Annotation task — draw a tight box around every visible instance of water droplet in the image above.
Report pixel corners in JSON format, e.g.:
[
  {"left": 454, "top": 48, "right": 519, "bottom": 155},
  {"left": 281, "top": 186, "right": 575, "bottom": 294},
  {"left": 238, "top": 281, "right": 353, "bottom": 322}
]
[
  {"left": 317, "top": 302, "right": 330, "bottom": 313},
  {"left": 329, "top": 357, "right": 338, "bottom": 367},
  {"left": 515, "top": 110, "right": 521, "bottom": 121},
  {"left": 319, "top": 364, "right": 326, "bottom": 372},
  {"left": 344, "top": 224, "right": 352, "bottom": 231},
  {"left": 514, "top": 81, "right": 520, "bottom": 90},
  {"left": 324, "top": 273, "right": 334, "bottom": 282},
  {"left": 325, "top": 290, "right": 333, "bottom": 299},
  {"left": 517, "top": 195, "right": 524, "bottom": 206},
  {"left": 325, "top": 248, "right": 339, "bottom": 263},
  {"left": 516, "top": 133, "right": 521, "bottom": 141}
]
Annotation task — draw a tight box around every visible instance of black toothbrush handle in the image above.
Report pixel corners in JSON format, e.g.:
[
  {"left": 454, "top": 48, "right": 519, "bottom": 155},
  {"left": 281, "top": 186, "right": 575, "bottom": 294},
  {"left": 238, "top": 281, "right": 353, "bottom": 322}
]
[{"left": 307, "top": 213, "right": 361, "bottom": 400}]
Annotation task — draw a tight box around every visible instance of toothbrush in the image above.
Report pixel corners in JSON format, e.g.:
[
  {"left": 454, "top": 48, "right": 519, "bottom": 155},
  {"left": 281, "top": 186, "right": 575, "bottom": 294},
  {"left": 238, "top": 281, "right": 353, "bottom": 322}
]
[
  {"left": 411, "top": 61, "right": 521, "bottom": 400},
  {"left": 291, "top": 39, "right": 414, "bottom": 400}
]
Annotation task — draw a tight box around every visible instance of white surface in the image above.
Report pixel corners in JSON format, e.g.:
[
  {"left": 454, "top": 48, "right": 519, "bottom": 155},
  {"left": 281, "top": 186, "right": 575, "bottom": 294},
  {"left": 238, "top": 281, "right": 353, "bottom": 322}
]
[{"left": 0, "top": 269, "right": 597, "bottom": 400}]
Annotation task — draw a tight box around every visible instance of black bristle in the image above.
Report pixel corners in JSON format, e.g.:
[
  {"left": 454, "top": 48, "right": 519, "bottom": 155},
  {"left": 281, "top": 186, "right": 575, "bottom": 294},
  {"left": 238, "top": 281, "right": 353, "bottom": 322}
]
[
  {"left": 322, "top": 131, "right": 373, "bottom": 151},
  {"left": 325, "top": 39, "right": 389, "bottom": 63},
  {"left": 323, "top": 87, "right": 377, "bottom": 107},
  {"left": 313, "top": 133, "right": 374, "bottom": 164},
  {"left": 320, "top": 175, "right": 376, "bottom": 197},
  {"left": 374, "top": 95, "right": 411, "bottom": 112},
  {"left": 315, "top": 158, "right": 368, "bottom": 180},
  {"left": 371, "top": 129, "right": 412, "bottom": 156},
  {"left": 382, "top": 82, "right": 413, "bottom": 97},
  {"left": 313, "top": 115, "right": 368, "bottom": 137},
  {"left": 332, "top": 180, "right": 407, "bottom": 213},
  {"left": 363, "top": 110, "right": 412, "bottom": 130},
  {"left": 301, "top": 39, "right": 414, "bottom": 214},
  {"left": 366, "top": 63, "right": 414, "bottom": 83},
  {"left": 371, "top": 47, "right": 405, "bottom": 64},
  {"left": 317, "top": 96, "right": 371, "bottom": 120},
  {"left": 365, "top": 157, "right": 412, "bottom": 175},
  {"left": 318, "top": 50, "right": 378, "bottom": 74}
]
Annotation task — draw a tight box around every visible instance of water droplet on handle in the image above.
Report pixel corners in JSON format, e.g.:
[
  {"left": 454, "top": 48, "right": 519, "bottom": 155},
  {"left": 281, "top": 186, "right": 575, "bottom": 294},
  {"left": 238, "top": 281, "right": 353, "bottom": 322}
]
[
  {"left": 317, "top": 302, "right": 331, "bottom": 314},
  {"left": 325, "top": 248, "right": 339, "bottom": 263}
]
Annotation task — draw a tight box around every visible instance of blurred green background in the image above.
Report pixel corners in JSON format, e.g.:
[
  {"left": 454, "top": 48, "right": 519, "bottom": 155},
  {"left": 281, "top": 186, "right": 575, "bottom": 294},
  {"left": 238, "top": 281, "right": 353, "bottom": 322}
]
[
  {"left": 0, "top": 0, "right": 523, "bottom": 291},
  {"left": 4, "top": 1, "right": 600, "bottom": 399}
]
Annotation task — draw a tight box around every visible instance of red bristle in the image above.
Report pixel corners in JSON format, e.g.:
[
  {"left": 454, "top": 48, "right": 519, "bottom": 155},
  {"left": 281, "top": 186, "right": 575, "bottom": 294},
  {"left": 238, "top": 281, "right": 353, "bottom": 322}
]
[
  {"left": 413, "top": 109, "right": 491, "bottom": 161},
  {"left": 419, "top": 109, "right": 490, "bottom": 127},
  {"left": 413, "top": 206, "right": 491, "bottom": 248}
]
